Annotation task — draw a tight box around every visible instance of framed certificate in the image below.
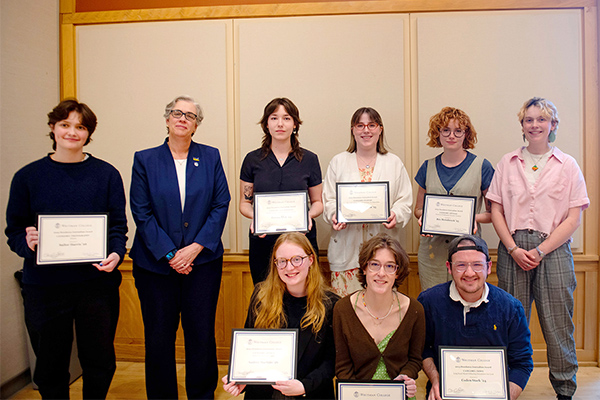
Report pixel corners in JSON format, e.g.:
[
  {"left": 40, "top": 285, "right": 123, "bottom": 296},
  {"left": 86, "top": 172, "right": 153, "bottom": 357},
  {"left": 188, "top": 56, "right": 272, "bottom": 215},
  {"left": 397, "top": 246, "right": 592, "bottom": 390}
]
[
  {"left": 439, "top": 346, "right": 509, "bottom": 400},
  {"left": 37, "top": 214, "right": 108, "bottom": 266},
  {"left": 336, "top": 181, "right": 390, "bottom": 224},
  {"left": 337, "top": 380, "right": 405, "bottom": 400},
  {"left": 253, "top": 191, "right": 309, "bottom": 235},
  {"left": 228, "top": 329, "right": 298, "bottom": 384},
  {"left": 421, "top": 194, "right": 477, "bottom": 236}
]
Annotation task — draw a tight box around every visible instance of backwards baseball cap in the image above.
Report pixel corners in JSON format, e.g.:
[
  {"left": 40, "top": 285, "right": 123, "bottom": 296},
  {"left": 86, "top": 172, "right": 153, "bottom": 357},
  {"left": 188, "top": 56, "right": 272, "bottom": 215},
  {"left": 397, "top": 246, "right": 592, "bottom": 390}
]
[{"left": 447, "top": 235, "right": 490, "bottom": 263}]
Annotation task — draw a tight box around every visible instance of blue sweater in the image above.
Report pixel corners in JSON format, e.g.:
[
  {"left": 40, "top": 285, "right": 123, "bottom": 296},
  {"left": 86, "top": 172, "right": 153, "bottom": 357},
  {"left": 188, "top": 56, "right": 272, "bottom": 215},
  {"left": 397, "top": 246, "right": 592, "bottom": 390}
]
[
  {"left": 417, "top": 282, "right": 533, "bottom": 390},
  {"left": 5, "top": 154, "right": 127, "bottom": 285}
]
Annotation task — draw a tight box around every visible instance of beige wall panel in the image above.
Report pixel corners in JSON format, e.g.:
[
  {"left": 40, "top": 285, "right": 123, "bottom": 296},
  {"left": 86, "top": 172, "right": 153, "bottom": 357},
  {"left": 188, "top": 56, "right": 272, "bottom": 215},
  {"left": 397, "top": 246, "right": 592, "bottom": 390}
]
[
  {"left": 235, "top": 14, "right": 409, "bottom": 252},
  {"left": 412, "top": 9, "right": 584, "bottom": 249},
  {"left": 75, "top": 20, "right": 233, "bottom": 250}
]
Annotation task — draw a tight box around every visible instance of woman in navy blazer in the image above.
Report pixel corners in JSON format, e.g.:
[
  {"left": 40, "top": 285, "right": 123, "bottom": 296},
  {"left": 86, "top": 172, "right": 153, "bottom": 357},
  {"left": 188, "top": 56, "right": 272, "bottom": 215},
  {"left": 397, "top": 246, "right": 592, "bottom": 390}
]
[{"left": 130, "top": 95, "right": 230, "bottom": 399}]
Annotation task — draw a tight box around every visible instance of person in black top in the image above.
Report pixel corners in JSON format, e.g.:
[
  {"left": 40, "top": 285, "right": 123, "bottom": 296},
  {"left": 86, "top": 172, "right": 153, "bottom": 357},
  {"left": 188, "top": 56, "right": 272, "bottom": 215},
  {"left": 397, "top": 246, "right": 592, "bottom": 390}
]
[
  {"left": 222, "top": 232, "right": 339, "bottom": 399},
  {"left": 5, "top": 99, "right": 127, "bottom": 399},
  {"left": 239, "top": 98, "right": 323, "bottom": 285}
]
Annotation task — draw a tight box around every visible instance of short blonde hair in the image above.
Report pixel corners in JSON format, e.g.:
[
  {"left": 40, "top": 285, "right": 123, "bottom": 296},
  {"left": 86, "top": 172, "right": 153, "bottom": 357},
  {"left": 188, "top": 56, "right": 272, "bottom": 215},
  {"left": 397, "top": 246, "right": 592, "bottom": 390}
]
[{"left": 517, "top": 97, "right": 559, "bottom": 142}]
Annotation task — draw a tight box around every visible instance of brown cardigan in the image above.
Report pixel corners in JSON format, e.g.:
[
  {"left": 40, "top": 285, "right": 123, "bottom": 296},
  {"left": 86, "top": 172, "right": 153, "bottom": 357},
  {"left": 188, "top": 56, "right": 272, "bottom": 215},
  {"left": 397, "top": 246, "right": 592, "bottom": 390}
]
[{"left": 333, "top": 292, "right": 426, "bottom": 380}]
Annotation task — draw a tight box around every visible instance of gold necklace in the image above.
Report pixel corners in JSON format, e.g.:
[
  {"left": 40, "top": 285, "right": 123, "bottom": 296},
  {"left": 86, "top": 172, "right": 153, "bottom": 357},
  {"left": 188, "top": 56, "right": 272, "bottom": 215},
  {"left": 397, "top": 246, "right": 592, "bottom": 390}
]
[{"left": 362, "top": 290, "right": 395, "bottom": 325}]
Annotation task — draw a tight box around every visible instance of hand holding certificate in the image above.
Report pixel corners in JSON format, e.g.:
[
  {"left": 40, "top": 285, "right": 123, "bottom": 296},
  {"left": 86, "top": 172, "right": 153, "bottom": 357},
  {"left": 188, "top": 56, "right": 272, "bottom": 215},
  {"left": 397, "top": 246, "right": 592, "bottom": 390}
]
[
  {"left": 253, "top": 191, "right": 309, "bottom": 235},
  {"left": 37, "top": 214, "right": 108, "bottom": 265},
  {"left": 336, "top": 182, "right": 390, "bottom": 224},
  {"left": 228, "top": 329, "right": 298, "bottom": 385},
  {"left": 337, "top": 380, "right": 405, "bottom": 400},
  {"left": 421, "top": 194, "right": 477, "bottom": 236},
  {"left": 439, "top": 347, "right": 509, "bottom": 400}
]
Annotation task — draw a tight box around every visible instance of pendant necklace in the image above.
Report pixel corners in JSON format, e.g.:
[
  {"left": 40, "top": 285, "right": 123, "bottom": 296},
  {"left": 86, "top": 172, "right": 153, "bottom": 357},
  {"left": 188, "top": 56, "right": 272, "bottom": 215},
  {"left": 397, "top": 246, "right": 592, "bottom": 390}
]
[
  {"left": 527, "top": 150, "right": 547, "bottom": 172},
  {"left": 362, "top": 290, "right": 394, "bottom": 325},
  {"left": 357, "top": 154, "right": 377, "bottom": 169}
]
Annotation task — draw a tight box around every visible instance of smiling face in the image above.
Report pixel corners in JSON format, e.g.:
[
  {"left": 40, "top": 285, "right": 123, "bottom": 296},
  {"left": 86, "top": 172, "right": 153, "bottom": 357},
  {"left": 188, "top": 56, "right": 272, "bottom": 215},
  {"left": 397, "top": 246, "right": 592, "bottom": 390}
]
[
  {"left": 166, "top": 100, "right": 198, "bottom": 138},
  {"left": 446, "top": 245, "right": 491, "bottom": 302},
  {"left": 439, "top": 118, "right": 466, "bottom": 151},
  {"left": 50, "top": 111, "right": 89, "bottom": 153},
  {"left": 275, "top": 241, "right": 313, "bottom": 296},
  {"left": 352, "top": 112, "right": 382, "bottom": 152},
  {"left": 521, "top": 105, "right": 555, "bottom": 145},
  {"left": 267, "top": 105, "right": 296, "bottom": 143},
  {"left": 364, "top": 248, "right": 398, "bottom": 295}
]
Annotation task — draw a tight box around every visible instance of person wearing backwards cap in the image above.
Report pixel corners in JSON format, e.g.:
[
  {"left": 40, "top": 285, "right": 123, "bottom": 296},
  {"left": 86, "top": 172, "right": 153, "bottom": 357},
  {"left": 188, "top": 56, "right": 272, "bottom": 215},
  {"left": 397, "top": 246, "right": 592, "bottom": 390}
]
[{"left": 417, "top": 235, "right": 533, "bottom": 400}]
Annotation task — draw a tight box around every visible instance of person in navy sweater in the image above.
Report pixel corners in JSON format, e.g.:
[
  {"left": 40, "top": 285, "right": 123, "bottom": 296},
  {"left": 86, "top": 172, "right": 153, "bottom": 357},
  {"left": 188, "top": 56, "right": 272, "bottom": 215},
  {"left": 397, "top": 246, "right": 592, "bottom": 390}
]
[
  {"left": 5, "top": 99, "right": 128, "bottom": 399},
  {"left": 417, "top": 235, "right": 533, "bottom": 400},
  {"left": 129, "top": 95, "right": 230, "bottom": 399}
]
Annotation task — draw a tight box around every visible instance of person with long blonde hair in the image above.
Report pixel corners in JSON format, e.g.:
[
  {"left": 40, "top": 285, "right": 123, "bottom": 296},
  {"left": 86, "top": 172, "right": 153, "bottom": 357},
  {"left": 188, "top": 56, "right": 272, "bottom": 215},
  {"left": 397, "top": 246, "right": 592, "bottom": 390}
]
[{"left": 222, "top": 232, "right": 339, "bottom": 399}]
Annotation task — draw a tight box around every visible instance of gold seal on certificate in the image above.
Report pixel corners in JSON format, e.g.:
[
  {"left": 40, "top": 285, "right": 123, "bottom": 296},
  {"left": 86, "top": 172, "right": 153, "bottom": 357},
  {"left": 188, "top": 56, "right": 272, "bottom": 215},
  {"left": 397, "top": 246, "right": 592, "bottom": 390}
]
[
  {"left": 439, "top": 346, "right": 509, "bottom": 400},
  {"left": 336, "top": 380, "right": 405, "bottom": 400},
  {"left": 36, "top": 214, "right": 108, "bottom": 265},
  {"left": 336, "top": 181, "right": 390, "bottom": 224},
  {"left": 227, "top": 329, "right": 298, "bottom": 384},
  {"left": 253, "top": 191, "right": 309, "bottom": 235},
  {"left": 421, "top": 194, "right": 477, "bottom": 236}
]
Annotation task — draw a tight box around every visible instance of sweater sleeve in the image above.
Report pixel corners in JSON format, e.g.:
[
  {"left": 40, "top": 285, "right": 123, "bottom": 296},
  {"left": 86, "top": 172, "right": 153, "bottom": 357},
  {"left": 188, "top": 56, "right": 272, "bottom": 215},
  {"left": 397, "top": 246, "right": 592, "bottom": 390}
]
[
  {"left": 5, "top": 169, "right": 35, "bottom": 259},
  {"left": 417, "top": 291, "right": 437, "bottom": 362},
  {"left": 506, "top": 300, "right": 534, "bottom": 390},
  {"left": 333, "top": 298, "right": 356, "bottom": 379},
  {"left": 390, "top": 157, "right": 413, "bottom": 228},
  {"left": 322, "top": 155, "right": 339, "bottom": 225},
  {"left": 398, "top": 300, "right": 426, "bottom": 379}
]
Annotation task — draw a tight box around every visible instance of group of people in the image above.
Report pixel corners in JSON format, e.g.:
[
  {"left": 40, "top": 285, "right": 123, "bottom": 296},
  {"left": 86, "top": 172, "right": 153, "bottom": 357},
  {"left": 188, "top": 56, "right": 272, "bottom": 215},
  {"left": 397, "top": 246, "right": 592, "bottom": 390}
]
[{"left": 5, "top": 94, "right": 588, "bottom": 400}]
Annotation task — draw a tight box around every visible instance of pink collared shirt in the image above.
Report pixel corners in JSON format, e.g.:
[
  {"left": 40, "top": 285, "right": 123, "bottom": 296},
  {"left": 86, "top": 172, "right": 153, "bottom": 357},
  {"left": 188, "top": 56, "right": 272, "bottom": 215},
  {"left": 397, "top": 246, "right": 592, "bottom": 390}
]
[{"left": 486, "top": 147, "right": 589, "bottom": 236}]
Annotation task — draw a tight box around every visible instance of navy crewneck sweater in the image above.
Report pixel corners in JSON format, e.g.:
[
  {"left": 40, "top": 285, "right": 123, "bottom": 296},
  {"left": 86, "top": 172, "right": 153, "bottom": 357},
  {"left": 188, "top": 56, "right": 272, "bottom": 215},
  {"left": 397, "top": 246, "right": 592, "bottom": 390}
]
[{"left": 6, "top": 154, "right": 127, "bottom": 285}]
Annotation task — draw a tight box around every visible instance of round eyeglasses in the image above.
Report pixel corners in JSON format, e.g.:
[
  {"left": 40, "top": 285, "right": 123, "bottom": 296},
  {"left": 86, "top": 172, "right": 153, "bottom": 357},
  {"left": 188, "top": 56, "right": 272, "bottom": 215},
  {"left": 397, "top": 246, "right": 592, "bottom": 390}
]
[
  {"left": 366, "top": 261, "right": 398, "bottom": 274},
  {"left": 353, "top": 123, "right": 380, "bottom": 131},
  {"left": 274, "top": 255, "right": 309, "bottom": 269},
  {"left": 451, "top": 262, "right": 488, "bottom": 273},
  {"left": 170, "top": 109, "right": 198, "bottom": 122},
  {"left": 440, "top": 128, "right": 465, "bottom": 138}
]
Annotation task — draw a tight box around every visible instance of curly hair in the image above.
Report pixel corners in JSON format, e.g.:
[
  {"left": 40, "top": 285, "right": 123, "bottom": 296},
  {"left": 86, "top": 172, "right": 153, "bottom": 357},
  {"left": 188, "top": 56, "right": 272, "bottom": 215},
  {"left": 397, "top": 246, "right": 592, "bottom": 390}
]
[{"left": 426, "top": 106, "right": 478, "bottom": 149}]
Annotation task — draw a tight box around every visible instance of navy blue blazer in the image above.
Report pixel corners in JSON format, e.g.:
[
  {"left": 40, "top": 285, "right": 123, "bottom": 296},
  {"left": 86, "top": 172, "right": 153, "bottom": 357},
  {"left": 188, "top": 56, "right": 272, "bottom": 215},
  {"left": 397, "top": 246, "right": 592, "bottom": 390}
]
[{"left": 130, "top": 139, "right": 230, "bottom": 274}]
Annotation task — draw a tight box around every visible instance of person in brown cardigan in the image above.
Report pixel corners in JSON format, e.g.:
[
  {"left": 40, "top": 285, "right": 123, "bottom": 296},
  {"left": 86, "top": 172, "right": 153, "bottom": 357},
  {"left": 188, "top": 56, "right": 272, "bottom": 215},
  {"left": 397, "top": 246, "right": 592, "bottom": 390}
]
[{"left": 333, "top": 233, "right": 425, "bottom": 398}]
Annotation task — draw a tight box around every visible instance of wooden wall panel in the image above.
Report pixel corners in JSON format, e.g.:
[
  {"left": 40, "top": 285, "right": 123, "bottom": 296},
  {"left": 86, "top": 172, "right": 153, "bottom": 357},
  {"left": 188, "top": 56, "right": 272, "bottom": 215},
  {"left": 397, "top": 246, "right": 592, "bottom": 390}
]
[{"left": 115, "top": 256, "right": 598, "bottom": 366}]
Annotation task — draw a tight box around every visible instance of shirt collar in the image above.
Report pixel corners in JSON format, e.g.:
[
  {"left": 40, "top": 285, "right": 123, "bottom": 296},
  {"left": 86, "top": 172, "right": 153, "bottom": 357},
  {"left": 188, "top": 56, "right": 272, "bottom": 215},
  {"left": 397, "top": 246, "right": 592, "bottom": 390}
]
[
  {"left": 513, "top": 146, "right": 563, "bottom": 163},
  {"left": 449, "top": 281, "right": 489, "bottom": 308}
]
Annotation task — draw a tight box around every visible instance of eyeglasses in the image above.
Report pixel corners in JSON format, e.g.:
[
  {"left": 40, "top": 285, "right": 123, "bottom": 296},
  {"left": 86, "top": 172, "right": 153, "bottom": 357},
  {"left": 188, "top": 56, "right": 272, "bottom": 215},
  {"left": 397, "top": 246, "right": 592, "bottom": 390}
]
[
  {"left": 440, "top": 128, "right": 465, "bottom": 138},
  {"left": 170, "top": 109, "right": 198, "bottom": 122},
  {"left": 274, "top": 255, "right": 309, "bottom": 269},
  {"left": 451, "top": 262, "right": 488, "bottom": 272},
  {"left": 367, "top": 261, "right": 398, "bottom": 274},
  {"left": 353, "top": 123, "right": 380, "bottom": 131}
]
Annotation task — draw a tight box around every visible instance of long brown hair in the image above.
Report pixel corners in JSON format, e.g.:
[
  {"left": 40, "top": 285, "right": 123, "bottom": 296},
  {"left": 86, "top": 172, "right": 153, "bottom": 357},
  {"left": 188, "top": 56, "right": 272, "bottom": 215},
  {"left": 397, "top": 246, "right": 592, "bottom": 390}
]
[
  {"left": 253, "top": 233, "right": 332, "bottom": 334},
  {"left": 259, "top": 98, "right": 304, "bottom": 161}
]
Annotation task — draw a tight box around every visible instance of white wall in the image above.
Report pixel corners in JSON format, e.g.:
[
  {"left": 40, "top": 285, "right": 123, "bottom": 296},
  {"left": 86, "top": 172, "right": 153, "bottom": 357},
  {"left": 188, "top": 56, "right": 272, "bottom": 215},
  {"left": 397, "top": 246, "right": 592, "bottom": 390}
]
[{"left": 0, "top": 0, "right": 59, "bottom": 386}]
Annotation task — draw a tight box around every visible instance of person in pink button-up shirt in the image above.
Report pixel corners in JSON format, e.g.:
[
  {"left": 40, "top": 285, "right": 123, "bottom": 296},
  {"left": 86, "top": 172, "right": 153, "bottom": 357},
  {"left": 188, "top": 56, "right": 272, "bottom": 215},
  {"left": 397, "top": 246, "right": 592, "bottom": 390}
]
[{"left": 486, "top": 97, "right": 589, "bottom": 400}]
